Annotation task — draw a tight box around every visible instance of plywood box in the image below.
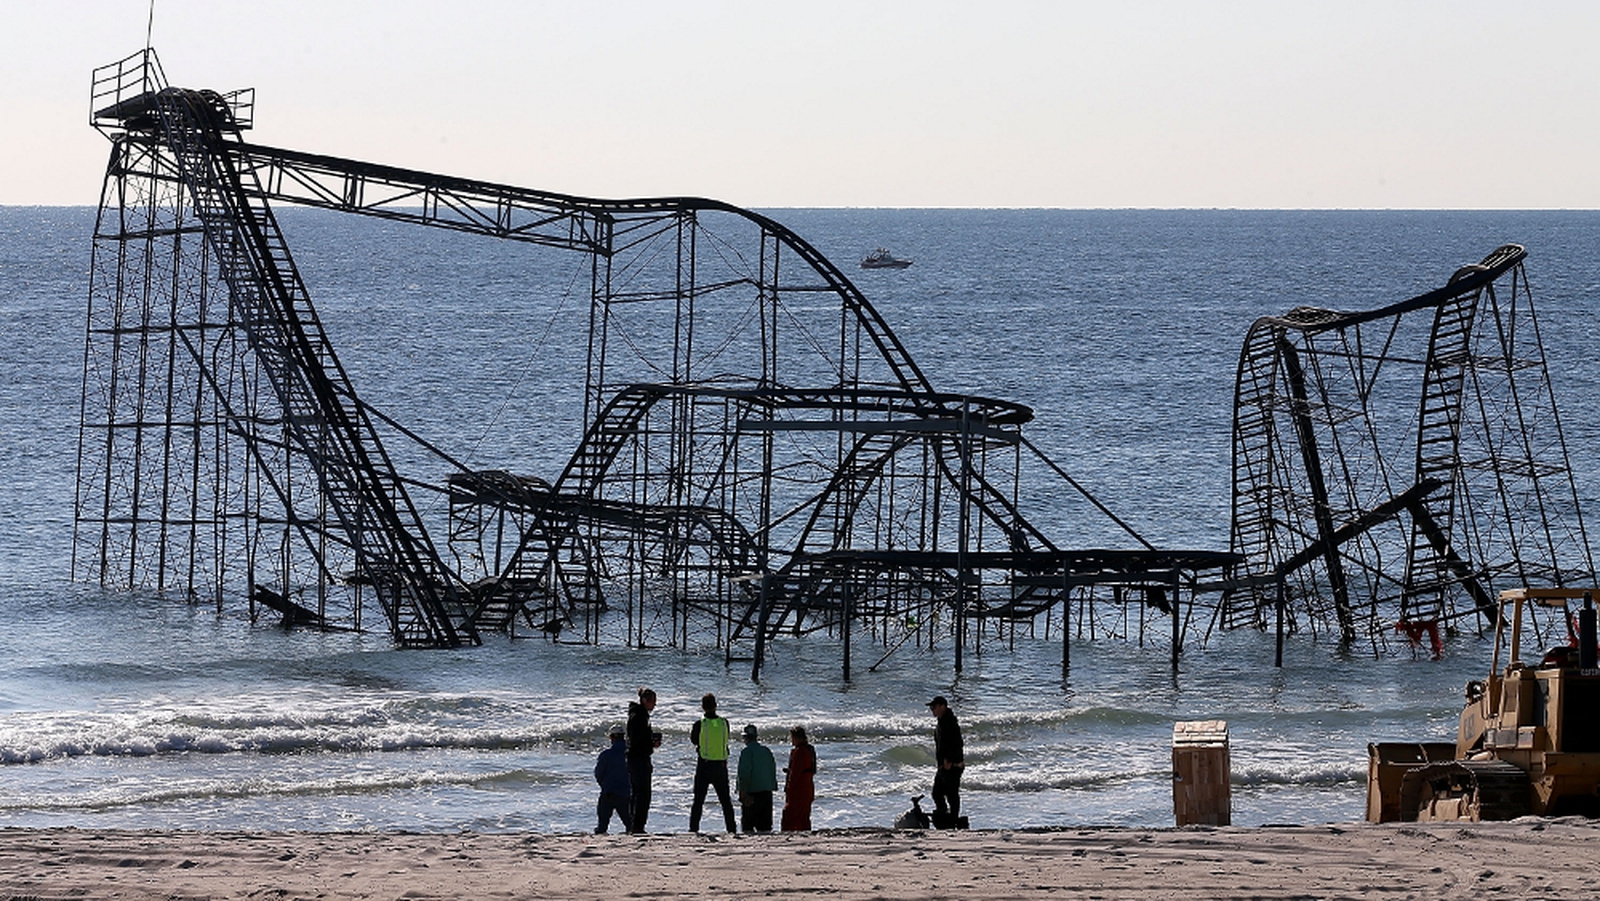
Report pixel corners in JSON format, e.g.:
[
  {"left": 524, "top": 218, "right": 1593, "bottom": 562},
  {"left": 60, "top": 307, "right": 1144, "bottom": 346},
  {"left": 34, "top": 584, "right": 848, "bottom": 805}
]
[{"left": 1173, "top": 720, "right": 1230, "bottom": 826}]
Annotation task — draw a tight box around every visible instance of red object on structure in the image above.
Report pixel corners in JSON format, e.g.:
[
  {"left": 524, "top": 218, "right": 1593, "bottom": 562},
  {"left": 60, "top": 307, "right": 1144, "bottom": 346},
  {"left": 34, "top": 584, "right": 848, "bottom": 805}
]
[{"left": 1395, "top": 619, "right": 1443, "bottom": 659}]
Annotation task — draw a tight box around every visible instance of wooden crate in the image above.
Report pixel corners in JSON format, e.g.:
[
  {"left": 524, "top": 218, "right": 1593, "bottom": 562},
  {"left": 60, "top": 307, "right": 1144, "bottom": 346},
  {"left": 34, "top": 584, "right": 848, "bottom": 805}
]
[{"left": 1173, "top": 720, "right": 1230, "bottom": 826}]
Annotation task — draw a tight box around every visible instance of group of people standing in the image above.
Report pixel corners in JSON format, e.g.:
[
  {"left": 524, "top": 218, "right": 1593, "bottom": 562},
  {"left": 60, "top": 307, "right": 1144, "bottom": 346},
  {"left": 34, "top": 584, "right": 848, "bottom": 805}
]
[
  {"left": 595, "top": 688, "right": 963, "bottom": 834},
  {"left": 594, "top": 687, "right": 817, "bottom": 834}
]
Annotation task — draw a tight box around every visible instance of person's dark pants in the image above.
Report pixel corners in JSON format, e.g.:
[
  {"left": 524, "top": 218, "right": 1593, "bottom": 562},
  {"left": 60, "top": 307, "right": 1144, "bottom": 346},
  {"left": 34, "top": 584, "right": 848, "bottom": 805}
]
[
  {"left": 627, "top": 757, "right": 653, "bottom": 833},
  {"left": 741, "top": 790, "right": 774, "bottom": 833},
  {"left": 689, "top": 758, "right": 736, "bottom": 833},
  {"left": 932, "top": 764, "right": 963, "bottom": 818},
  {"left": 596, "top": 791, "right": 632, "bottom": 834}
]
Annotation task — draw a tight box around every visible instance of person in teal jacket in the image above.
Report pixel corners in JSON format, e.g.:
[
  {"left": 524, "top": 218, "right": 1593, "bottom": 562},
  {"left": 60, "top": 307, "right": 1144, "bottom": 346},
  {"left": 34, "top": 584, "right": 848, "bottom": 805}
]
[
  {"left": 688, "top": 693, "right": 737, "bottom": 833},
  {"left": 736, "top": 724, "right": 778, "bottom": 832}
]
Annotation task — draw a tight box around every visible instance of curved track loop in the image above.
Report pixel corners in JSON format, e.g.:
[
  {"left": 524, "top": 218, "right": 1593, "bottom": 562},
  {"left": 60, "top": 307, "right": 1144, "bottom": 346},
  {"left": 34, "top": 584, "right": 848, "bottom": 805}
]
[{"left": 1226, "top": 244, "right": 1592, "bottom": 647}]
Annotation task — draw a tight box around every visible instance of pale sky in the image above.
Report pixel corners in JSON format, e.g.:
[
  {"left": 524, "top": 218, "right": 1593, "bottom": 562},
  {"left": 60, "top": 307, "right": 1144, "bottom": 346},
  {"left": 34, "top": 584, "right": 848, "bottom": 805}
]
[{"left": 3, "top": 0, "right": 1598, "bottom": 208}]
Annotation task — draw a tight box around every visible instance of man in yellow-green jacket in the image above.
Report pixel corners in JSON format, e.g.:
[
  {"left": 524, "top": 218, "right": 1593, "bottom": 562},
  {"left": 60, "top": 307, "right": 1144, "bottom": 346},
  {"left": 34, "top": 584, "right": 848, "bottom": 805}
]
[{"left": 688, "top": 692, "right": 737, "bottom": 833}]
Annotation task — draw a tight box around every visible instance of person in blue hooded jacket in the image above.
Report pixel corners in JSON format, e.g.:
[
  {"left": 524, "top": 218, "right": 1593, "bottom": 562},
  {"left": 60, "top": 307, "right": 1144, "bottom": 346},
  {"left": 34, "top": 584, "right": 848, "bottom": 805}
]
[{"left": 594, "top": 723, "right": 633, "bottom": 834}]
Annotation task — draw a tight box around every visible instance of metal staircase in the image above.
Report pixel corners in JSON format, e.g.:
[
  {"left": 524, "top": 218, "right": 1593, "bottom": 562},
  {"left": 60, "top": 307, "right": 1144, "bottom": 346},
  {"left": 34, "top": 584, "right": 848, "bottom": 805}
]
[
  {"left": 484, "top": 385, "right": 669, "bottom": 626},
  {"left": 1402, "top": 289, "right": 1479, "bottom": 621},
  {"left": 95, "top": 61, "right": 477, "bottom": 647},
  {"left": 1224, "top": 320, "right": 1288, "bottom": 629}
]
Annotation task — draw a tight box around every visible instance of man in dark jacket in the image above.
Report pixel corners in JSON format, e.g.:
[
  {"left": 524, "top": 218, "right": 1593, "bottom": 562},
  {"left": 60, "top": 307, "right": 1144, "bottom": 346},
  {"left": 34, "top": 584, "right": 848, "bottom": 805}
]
[
  {"left": 625, "top": 688, "right": 658, "bottom": 833},
  {"left": 927, "top": 695, "right": 965, "bottom": 826},
  {"left": 594, "top": 724, "right": 632, "bottom": 834}
]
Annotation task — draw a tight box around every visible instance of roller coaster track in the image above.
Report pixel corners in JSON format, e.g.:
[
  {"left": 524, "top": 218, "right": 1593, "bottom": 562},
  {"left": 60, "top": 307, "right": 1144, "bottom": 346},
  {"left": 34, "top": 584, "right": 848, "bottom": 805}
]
[
  {"left": 224, "top": 144, "right": 933, "bottom": 400},
  {"left": 1226, "top": 244, "right": 1591, "bottom": 644},
  {"left": 82, "top": 50, "right": 944, "bottom": 647},
  {"left": 1225, "top": 318, "right": 1288, "bottom": 630},
  {"left": 78, "top": 51, "right": 1239, "bottom": 662},
  {"left": 730, "top": 429, "right": 917, "bottom": 645},
  {"left": 1404, "top": 262, "right": 1491, "bottom": 622},
  {"left": 478, "top": 385, "right": 667, "bottom": 628},
  {"left": 494, "top": 384, "right": 1052, "bottom": 639}
]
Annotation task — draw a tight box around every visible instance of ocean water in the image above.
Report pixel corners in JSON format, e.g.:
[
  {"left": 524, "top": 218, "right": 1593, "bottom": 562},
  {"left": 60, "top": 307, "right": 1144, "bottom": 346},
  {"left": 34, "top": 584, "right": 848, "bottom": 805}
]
[{"left": 3, "top": 206, "right": 1599, "bottom": 833}]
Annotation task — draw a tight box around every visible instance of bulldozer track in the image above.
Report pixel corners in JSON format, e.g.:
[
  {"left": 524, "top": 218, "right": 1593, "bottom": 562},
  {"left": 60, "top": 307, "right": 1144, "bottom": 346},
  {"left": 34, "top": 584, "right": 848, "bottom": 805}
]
[{"left": 1401, "top": 759, "right": 1530, "bottom": 822}]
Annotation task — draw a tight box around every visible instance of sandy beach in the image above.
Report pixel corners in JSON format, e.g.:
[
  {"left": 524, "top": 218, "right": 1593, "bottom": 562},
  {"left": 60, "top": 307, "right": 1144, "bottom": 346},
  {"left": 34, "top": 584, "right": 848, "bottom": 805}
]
[{"left": 2, "top": 820, "right": 1597, "bottom": 900}]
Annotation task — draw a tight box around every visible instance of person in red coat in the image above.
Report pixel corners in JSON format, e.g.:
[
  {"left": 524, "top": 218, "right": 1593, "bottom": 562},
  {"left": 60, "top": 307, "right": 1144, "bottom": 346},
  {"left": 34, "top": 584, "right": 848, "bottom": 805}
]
[{"left": 780, "top": 725, "right": 816, "bottom": 831}]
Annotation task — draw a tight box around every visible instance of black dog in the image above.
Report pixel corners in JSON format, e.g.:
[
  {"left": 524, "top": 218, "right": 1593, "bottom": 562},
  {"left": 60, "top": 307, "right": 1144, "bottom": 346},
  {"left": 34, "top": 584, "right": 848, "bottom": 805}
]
[{"left": 894, "top": 795, "right": 932, "bottom": 829}]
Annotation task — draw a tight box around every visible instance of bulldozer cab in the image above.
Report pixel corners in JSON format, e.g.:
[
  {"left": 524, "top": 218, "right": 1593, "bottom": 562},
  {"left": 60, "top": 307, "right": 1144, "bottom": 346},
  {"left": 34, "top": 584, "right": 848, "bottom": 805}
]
[
  {"left": 1491, "top": 588, "right": 1596, "bottom": 671},
  {"left": 1476, "top": 589, "right": 1594, "bottom": 739},
  {"left": 1462, "top": 589, "right": 1598, "bottom": 754}
]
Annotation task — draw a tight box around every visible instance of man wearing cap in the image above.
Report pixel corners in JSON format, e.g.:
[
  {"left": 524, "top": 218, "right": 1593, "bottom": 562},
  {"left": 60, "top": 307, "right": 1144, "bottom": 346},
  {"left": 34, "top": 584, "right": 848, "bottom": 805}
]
[
  {"left": 926, "top": 696, "right": 964, "bottom": 827},
  {"left": 736, "top": 724, "right": 778, "bottom": 833},
  {"left": 594, "top": 723, "right": 633, "bottom": 834}
]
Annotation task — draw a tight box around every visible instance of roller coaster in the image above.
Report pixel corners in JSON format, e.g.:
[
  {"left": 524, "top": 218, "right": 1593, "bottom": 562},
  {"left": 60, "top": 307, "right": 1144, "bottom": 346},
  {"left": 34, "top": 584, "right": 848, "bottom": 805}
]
[
  {"left": 1223, "top": 245, "right": 1594, "bottom": 655},
  {"left": 73, "top": 51, "right": 1593, "bottom": 671},
  {"left": 74, "top": 50, "right": 1234, "bottom": 676}
]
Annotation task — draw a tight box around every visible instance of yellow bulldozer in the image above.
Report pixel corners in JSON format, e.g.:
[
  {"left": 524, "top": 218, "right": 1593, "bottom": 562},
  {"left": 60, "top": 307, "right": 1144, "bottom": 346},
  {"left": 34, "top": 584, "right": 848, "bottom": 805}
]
[{"left": 1367, "top": 588, "right": 1600, "bottom": 822}]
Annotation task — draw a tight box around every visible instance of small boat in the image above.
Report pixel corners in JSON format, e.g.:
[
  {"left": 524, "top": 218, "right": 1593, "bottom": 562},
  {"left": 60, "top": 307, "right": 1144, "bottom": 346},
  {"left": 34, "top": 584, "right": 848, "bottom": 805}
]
[{"left": 860, "top": 248, "right": 913, "bottom": 270}]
